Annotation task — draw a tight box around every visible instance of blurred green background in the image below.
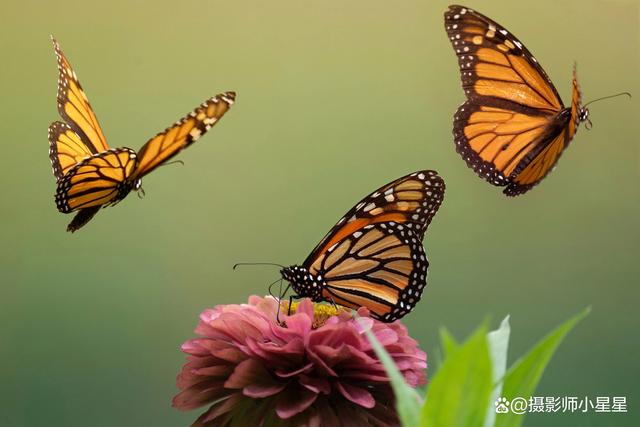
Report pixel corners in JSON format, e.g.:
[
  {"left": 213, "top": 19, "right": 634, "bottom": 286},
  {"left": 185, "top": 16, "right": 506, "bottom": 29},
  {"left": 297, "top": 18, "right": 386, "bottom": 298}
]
[{"left": 0, "top": 0, "right": 638, "bottom": 425}]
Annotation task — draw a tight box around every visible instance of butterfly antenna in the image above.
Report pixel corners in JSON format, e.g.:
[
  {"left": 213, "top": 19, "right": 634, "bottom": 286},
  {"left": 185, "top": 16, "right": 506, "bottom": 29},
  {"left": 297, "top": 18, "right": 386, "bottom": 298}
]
[
  {"left": 233, "top": 262, "right": 285, "bottom": 270},
  {"left": 583, "top": 92, "right": 631, "bottom": 108}
]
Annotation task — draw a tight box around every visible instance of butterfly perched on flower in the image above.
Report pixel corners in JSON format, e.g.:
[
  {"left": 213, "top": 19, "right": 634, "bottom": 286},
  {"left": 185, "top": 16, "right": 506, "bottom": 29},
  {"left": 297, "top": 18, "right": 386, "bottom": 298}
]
[
  {"left": 48, "top": 37, "right": 235, "bottom": 232},
  {"left": 280, "top": 170, "right": 445, "bottom": 322},
  {"left": 444, "top": 5, "right": 590, "bottom": 196}
]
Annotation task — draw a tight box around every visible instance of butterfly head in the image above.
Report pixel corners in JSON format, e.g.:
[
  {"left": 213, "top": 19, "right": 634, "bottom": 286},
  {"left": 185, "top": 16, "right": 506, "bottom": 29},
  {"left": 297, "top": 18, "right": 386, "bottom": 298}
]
[
  {"left": 281, "top": 265, "right": 323, "bottom": 301},
  {"left": 578, "top": 107, "right": 591, "bottom": 129}
]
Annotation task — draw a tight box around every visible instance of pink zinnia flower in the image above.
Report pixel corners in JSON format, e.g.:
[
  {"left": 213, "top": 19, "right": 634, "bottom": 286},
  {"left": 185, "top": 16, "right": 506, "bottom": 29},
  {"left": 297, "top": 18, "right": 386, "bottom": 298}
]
[{"left": 173, "top": 296, "right": 427, "bottom": 426}]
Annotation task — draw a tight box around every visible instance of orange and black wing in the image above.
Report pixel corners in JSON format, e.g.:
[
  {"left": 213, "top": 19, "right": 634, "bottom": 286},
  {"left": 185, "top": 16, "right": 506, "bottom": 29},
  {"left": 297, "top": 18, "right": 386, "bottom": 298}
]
[
  {"left": 51, "top": 36, "right": 109, "bottom": 157},
  {"left": 567, "top": 66, "right": 583, "bottom": 142},
  {"left": 48, "top": 121, "right": 93, "bottom": 181},
  {"left": 131, "top": 92, "right": 235, "bottom": 180},
  {"left": 445, "top": 5, "right": 563, "bottom": 110},
  {"left": 55, "top": 148, "right": 137, "bottom": 232},
  {"left": 304, "top": 170, "right": 445, "bottom": 267},
  {"left": 316, "top": 222, "right": 428, "bottom": 322},
  {"left": 445, "top": 5, "right": 572, "bottom": 196},
  {"left": 303, "top": 170, "right": 445, "bottom": 321}
]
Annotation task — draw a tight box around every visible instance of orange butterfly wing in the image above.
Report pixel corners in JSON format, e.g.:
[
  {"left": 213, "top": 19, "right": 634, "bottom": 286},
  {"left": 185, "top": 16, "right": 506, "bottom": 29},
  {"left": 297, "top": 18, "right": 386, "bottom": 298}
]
[
  {"left": 304, "top": 170, "right": 444, "bottom": 268},
  {"left": 445, "top": 5, "right": 584, "bottom": 196},
  {"left": 567, "top": 67, "right": 583, "bottom": 142},
  {"left": 131, "top": 92, "right": 235, "bottom": 179},
  {"left": 48, "top": 121, "right": 94, "bottom": 181},
  {"left": 51, "top": 37, "right": 109, "bottom": 155},
  {"left": 316, "top": 223, "right": 428, "bottom": 321}
]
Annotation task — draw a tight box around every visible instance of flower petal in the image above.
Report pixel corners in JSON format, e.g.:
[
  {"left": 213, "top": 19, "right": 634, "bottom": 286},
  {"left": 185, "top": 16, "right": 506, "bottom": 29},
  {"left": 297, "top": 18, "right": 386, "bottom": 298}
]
[
  {"left": 193, "top": 392, "right": 244, "bottom": 425},
  {"left": 370, "top": 328, "right": 399, "bottom": 347},
  {"left": 224, "top": 359, "right": 285, "bottom": 398},
  {"left": 172, "top": 380, "right": 230, "bottom": 410},
  {"left": 275, "top": 384, "right": 318, "bottom": 419},
  {"left": 274, "top": 362, "right": 314, "bottom": 378},
  {"left": 305, "top": 348, "right": 338, "bottom": 377},
  {"left": 336, "top": 382, "right": 375, "bottom": 408},
  {"left": 299, "top": 375, "right": 331, "bottom": 395},
  {"left": 295, "top": 298, "right": 315, "bottom": 318},
  {"left": 309, "top": 323, "right": 362, "bottom": 349},
  {"left": 246, "top": 337, "right": 305, "bottom": 366},
  {"left": 193, "top": 364, "right": 234, "bottom": 378},
  {"left": 283, "top": 311, "right": 313, "bottom": 336}
]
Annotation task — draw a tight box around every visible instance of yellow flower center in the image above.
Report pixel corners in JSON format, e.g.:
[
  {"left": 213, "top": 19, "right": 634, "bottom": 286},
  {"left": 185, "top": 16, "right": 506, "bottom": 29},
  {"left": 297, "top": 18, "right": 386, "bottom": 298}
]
[{"left": 280, "top": 301, "right": 349, "bottom": 328}]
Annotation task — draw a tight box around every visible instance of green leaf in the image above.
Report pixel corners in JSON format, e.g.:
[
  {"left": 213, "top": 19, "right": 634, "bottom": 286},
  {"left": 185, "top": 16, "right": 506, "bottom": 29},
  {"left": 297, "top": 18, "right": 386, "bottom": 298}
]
[
  {"left": 360, "top": 319, "right": 423, "bottom": 427},
  {"left": 495, "top": 307, "right": 590, "bottom": 427},
  {"left": 484, "top": 316, "right": 511, "bottom": 427},
  {"left": 422, "top": 324, "right": 493, "bottom": 427},
  {"left": 440, "top": 327, "right": 460, "bottom": 358},
  {"left": 433, "top": 327, "right": 460, "bottom": 369}
]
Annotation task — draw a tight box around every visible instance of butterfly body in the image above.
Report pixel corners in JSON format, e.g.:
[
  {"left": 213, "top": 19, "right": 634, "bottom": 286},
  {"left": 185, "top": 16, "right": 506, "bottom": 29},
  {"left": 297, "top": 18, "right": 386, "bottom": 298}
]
[
  {"left": 445, "top": 5, "right": 590, "bottom": 196},
  {"left": 48, "top": 37, "right": 235, "bottom": 231},
  {"left": 281, "top": 170, "right": 445, "bottom": 322}
]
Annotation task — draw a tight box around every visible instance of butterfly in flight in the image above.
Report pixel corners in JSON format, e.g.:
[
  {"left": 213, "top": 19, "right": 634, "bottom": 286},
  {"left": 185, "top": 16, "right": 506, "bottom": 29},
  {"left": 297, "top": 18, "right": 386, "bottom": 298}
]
[
  {"left": 444, "top": 5, "right": 591, "bottom": 196},
  {"left": 48, "top": 37, "right": 235, "bottom": 232},
  {"left": 279, "top": 170, "right": 445, "bottom": 322}
]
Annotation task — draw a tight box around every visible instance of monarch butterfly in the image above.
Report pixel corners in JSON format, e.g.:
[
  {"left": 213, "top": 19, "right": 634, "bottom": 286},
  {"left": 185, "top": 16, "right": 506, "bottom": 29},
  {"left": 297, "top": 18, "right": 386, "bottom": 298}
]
[
  {"left": 279, "top": 170, "right": 445, "bottom": 322},
  {"left": 444, "top": 5, "right": 590, "bottom": 196},
  {"left": 48, "top": 37, "right": 235, "bottom": 232}
]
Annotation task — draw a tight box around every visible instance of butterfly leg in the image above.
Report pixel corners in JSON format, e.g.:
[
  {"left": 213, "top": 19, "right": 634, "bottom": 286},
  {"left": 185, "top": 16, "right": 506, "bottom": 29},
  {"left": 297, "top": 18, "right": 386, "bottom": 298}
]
[
  {"left": 287, "top": 295, "right": 295, "bottom": 316},
  {"left": 325, "top": 294, "right": 339, "bottom": 311},
  {"left": 275, "top": 294, "right": 301, "bottom": 326},
  {"left": 268, "top": 278, "right": 282, "bottom": 300},
  {"left": 287, "top": 294, "right": 304, "bottom": 316}
]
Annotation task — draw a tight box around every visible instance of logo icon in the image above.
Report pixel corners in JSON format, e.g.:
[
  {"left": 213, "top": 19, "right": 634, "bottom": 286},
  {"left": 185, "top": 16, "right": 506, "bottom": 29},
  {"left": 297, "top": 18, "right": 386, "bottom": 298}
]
[{"left": 495, "top": 397, "right": 510, "bottom": 413}]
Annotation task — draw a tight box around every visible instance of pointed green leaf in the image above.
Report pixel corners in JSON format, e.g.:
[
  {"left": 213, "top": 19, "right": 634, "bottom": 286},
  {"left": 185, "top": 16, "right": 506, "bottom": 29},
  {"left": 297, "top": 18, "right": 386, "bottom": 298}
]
[
  {"left": 495, "top": 308, "right": 590, "bottom": 427},
  {"left": 440, "top": 327, "right": 460, "bottom": 358},
  {"left": 422, "top": 324, "right": 493, "bottom": 427},
  {"left": 484, "top": 316, "right": 511, "bottom": 427}
]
